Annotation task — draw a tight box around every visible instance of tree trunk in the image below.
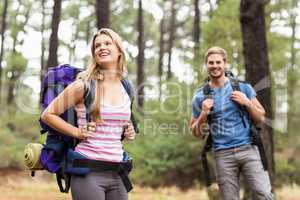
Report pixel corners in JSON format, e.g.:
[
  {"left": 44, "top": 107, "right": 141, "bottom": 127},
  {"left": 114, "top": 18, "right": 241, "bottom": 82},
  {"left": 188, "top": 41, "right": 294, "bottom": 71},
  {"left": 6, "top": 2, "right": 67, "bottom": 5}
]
[
  {"left": 0, "top": 0, "right": 9, "bottom": 103},
  {"left": 96, "top": 0, "right": 110, "bottom": 29},
  {"left": 193, "top": 0, "right": 201, "bottom": 59},
  {"left": 69, "top": 25, "right": 79, "bottom": 64},
  {"left": 158, "top": 14, "right": 165, "bottom": 101},
  {"left": 40, "top": 0, "right": 46, "bottom": 74},
  {"left": 40, "top": 0, "right": 46, "bottom": 103},
  {"left": 167, "top": 0, "right": 176, "bottom": 80},
  {"left": 208, "top": 0, "right": 214, "bottom": 18},
  {"left": 240, "top": 0, "right": 275, "bottom": 189},
  {"left": 136, "top": 0, "right": 145, "bottom": 108},
  {"left": 84, "top": 20, "right": 91, "bottom": 67},
  {"left": 46, "top": 0, "right": 61, "bottom": 69}
]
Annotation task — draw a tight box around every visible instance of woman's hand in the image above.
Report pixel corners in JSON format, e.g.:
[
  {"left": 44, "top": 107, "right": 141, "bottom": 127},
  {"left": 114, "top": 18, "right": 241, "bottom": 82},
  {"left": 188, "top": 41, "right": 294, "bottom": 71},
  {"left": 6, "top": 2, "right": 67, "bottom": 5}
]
[
  {"left": 123, "top": 122, "right": 136, "bottom": 141},
  {"left": 75, "top": 122, "right": 96, "bottom": 140}
]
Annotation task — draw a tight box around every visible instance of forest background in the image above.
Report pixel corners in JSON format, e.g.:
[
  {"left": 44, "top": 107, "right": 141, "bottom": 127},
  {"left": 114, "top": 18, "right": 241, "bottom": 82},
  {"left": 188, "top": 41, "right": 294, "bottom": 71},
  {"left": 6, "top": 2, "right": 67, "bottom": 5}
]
[{"left": 0, "top": 0, "right": 299, "bottom": 199}]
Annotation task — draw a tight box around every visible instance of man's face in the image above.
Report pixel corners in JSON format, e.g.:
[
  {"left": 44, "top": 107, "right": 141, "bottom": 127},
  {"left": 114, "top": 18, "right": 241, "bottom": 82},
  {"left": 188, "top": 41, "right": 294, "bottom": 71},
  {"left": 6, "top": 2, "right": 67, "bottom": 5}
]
[{"left": 206, "top": 53, "right": 226, "bottom": 79}]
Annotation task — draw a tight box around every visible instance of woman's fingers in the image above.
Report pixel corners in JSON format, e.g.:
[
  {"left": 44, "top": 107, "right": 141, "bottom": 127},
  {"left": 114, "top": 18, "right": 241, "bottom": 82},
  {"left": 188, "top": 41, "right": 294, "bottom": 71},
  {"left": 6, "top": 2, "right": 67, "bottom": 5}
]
[
  {"left": 79, "top": 121, "right": 136, "bottom": 141},
  {"left": 123, "top": 122, "right": 136, "bottom": 140},
  {"left": 76, "top": 122, "right": 96, "bottom": 140},
  {"left": 87, "top": 122, "right": 96, "bottom": 132}
]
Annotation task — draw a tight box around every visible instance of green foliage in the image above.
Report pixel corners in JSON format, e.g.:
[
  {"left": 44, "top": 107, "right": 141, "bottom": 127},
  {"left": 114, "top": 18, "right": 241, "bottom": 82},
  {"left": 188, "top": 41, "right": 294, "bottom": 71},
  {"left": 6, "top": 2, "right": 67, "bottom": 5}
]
[
  {"left": 0, "top": 0, "right": 299, "bottom": 189},
  {"left": 123, "top": 81, "right": 207, "bottom": 188},
  {"left": 0, "top": 107, "right": 40, "bottom": 168},
  {"left": 268, "top": 33, "right": 290, "bottom": 71},
  {"left": 6, "top": 52, "right": 27, "bottom": 74},
  {"left": 202, "top": 0, "right": 243, "bottom": 72},
  {"left": 276, "top": 155, "right": 297, "bottom": 185},
  {"left": 127, "top": 133, "right": 202, "bottom": 188}
]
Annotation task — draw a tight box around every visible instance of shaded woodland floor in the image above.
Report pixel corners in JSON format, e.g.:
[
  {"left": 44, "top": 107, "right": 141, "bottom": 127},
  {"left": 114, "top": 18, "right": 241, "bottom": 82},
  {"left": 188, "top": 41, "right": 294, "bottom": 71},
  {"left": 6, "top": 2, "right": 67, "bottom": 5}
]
[{"left": 0, "top": 169, "right": 299, "bottom": 200}]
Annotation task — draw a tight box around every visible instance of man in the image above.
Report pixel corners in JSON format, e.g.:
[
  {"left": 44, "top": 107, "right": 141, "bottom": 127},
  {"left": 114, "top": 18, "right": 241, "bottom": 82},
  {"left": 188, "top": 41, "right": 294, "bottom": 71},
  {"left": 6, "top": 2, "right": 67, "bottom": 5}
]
[{"left": 190, "top": 46, "right": 273, "bottom": 200}]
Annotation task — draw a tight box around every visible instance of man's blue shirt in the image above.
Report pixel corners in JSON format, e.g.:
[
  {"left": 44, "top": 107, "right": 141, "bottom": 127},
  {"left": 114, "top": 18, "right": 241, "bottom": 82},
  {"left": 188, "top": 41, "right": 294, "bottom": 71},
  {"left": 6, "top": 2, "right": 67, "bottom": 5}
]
[{"left": 191, "top": 80, "right": 256, "bottom": 151}]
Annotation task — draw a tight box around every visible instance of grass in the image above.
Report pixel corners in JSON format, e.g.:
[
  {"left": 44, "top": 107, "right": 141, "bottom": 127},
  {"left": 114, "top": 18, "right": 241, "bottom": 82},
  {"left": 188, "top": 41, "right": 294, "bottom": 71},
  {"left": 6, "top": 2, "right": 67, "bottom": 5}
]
[{"left": 0, "top": 169, "right": 300, "bottom": 200}]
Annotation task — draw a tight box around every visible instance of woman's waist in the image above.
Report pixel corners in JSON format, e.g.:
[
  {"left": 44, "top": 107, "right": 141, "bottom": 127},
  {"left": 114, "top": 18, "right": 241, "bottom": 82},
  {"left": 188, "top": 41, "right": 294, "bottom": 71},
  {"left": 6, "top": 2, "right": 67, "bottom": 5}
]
[{"left": 75, "top": 144, "right": 124, "bottom": 162}]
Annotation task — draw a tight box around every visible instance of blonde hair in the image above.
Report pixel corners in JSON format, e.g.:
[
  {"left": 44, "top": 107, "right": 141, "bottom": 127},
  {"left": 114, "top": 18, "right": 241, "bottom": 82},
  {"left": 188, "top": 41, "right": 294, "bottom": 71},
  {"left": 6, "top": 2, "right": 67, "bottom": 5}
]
[
  {"left": 77, "top": 28, "right": 127, "bottom": 122},
  {"left": 204, "top": 46, "right": 227, "bottom": 63}
]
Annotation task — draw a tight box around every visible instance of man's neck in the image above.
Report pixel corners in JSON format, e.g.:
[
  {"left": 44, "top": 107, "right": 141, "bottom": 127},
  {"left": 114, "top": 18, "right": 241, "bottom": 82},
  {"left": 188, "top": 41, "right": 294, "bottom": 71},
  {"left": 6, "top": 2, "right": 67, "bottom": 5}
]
[{"left": 209, "top": 76, "right": 228, "bottom": 88}]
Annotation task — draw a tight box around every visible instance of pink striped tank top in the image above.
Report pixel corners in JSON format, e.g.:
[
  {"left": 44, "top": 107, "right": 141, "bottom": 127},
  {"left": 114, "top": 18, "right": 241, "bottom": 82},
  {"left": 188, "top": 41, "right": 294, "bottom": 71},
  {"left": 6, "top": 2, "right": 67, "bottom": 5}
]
[{"left": 75, "top": 85, "right": 131, "bottom": 162}]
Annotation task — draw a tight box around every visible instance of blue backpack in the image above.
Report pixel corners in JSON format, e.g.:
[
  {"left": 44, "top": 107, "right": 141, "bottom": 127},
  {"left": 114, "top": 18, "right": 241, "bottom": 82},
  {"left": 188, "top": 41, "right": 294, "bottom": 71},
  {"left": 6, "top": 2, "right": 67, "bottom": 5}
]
[{"left": 39, "top": 64, "right": 138, "bottom": 193}]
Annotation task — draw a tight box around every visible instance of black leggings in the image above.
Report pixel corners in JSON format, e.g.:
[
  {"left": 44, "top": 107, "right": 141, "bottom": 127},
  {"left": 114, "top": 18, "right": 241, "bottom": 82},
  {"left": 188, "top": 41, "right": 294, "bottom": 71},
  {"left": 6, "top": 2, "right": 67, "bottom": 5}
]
[{"left": 71, "top": 171, "right": 128, "bottom": 200}]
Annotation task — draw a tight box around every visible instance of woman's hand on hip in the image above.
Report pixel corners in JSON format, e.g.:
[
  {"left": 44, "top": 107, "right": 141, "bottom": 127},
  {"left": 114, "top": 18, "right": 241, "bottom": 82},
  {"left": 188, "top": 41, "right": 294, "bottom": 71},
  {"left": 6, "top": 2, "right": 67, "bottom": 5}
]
[
  {"left": 75, "top": 122, "right": 96, "bottom": 140},
  {"left": 123, "top": 122, "right": 136, "bottom": 141}
]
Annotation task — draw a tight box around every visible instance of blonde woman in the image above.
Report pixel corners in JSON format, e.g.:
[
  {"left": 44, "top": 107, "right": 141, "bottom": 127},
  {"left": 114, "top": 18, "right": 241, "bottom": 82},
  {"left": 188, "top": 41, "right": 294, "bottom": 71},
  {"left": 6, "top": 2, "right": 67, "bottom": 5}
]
[{"left": 41, "top": 28, "right": 136, "bottom": 200}]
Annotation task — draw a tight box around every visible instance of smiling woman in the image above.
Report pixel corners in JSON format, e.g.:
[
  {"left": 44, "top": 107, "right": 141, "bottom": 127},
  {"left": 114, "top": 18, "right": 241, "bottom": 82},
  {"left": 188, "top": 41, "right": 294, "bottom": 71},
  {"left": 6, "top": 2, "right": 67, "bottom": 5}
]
[
  {"left": 93, "top": 34, "right": 124, "bottom": 72},
  {"left": 40, "top": 28, "right": 137, "bottom": 200}
]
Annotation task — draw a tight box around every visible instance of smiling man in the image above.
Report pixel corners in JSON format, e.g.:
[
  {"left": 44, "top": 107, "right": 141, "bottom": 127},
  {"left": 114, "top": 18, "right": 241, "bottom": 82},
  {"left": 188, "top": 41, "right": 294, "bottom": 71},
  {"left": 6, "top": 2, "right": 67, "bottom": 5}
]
[{"left": 190, "top": 46, "right": 273, "bottom": 200}]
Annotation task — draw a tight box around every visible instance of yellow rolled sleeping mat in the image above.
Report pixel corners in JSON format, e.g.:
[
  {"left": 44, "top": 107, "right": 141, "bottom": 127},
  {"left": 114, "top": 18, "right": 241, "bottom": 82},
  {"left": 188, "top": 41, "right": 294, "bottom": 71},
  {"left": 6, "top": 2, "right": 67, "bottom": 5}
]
[{"left": 24, "top": 143, "right": 44, "bottom": 170}]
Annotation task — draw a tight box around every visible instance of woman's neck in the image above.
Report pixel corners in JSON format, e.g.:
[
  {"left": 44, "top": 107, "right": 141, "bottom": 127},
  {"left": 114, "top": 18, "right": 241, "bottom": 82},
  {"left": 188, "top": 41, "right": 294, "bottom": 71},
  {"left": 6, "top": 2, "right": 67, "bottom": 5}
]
[{"left": 102, "top": 69, "right": 120, "bottom": 83}]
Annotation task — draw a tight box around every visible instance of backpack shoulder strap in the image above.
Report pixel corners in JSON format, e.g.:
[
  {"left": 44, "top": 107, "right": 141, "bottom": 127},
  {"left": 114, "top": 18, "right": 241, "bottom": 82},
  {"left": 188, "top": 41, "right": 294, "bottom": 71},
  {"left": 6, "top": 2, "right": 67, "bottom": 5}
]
[
  {"left": 121, "top": 78, "right": 139, "bottom": 134},
  {"left": 230, "top": 77, "right": 240, "bottom": 91},
  {"left": 229, "top": 77, "right": 247, "bottom": 127},
  {"left": 83, "top": 79, "right": 95, "bottom": 118},
  {"left": 121, "top": 78, "right": 134, "bottom": 102},
  {"left": 229, "top": 77, "right": 247, "bottom": 92},
  {"left": 202, "top": 81, "right": 210, "bottom": 98},
  {"left": 200, "top": 80, "right": 213, "bottom": 187}
]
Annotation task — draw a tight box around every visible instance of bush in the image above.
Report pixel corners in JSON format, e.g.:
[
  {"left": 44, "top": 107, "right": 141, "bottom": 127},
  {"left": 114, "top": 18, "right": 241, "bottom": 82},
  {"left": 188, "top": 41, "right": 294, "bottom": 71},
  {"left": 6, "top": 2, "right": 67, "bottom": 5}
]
[{"left": 0, "top": 108, "right": 40, "bottom": 168}]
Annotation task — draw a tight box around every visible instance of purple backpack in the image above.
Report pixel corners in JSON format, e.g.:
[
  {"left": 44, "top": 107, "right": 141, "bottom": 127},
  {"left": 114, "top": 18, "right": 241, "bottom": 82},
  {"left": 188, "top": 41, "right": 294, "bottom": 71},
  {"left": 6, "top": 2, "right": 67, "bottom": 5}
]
[
  {"left": 40, "top": 64, "right": 81, "bottom": 135},
  {"left": 38, "top": 64, "right": 138, "bottom": 193},
  {"left": 39, "top": 64, "right": 84, "bottom": 192}
]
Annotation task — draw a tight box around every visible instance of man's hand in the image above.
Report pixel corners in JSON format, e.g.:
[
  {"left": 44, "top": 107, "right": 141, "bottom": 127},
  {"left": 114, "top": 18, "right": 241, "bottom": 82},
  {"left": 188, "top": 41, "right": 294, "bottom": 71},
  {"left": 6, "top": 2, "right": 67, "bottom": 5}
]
[
  {"left": 231, "top": 91, "right": 266, "bottom": 123},
  {"left": 231, "top": 91, "right": 251, "bottom": 107},
  {"left": 202, "top": 98, "right": 214, "bottom": 115}
]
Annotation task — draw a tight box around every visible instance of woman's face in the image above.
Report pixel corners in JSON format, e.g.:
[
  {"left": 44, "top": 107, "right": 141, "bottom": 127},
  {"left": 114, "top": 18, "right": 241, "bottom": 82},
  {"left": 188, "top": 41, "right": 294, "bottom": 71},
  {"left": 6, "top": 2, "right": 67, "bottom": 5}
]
[{"left": 93, "top": 34, "right": 121, "bottom": 68}]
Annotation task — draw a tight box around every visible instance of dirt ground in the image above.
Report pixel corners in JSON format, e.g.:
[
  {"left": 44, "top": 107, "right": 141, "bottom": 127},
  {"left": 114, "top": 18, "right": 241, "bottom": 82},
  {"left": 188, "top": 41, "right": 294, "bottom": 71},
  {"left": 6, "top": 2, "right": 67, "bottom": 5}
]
[{"left": 0, "top": 169, "right": 300, "bottom": 200}]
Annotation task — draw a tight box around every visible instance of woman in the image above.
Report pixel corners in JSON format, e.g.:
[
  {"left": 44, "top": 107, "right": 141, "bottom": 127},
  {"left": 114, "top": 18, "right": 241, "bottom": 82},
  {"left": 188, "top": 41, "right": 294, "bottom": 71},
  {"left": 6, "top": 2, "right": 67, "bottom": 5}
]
[{"left": 41, "top": 28, "right": 136, "bottom": 200}]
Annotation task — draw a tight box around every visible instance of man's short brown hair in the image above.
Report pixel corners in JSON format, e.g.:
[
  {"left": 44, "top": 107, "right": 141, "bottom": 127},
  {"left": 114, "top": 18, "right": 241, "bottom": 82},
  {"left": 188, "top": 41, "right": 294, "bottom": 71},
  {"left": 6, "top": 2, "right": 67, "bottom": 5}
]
[{"left": 204, "top": 46, "right": 227, "bottom": 63}]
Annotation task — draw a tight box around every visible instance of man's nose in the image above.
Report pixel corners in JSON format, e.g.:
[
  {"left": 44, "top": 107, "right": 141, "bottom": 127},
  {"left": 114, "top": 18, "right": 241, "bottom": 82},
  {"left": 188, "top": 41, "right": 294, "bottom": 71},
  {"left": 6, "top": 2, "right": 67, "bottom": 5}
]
[{"left": 99, "top": 44, "right": 105, "bottom": 49}]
